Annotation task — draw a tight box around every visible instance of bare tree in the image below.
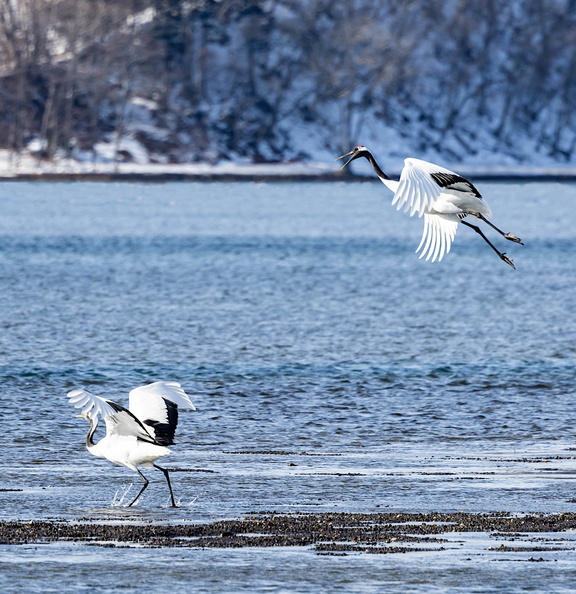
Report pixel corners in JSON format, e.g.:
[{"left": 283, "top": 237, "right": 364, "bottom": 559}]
[{"left": 1, "top": 0, "right": 576, "bottom": 164}]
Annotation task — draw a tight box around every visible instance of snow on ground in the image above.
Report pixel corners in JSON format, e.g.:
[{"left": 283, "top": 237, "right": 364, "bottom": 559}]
[
  {"left": 0, "top": 148, "right": 338, "bottom": 178},
  {"left": 0, "top": 147, "right": 575, "bottom": 180}
]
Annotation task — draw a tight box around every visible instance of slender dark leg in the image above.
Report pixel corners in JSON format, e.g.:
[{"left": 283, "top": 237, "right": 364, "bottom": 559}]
[
  {"left": 154, "top": 464, "right": 177, "bottom": 507},
  {"left": 476, "top": 213, "right": 523, "bottom": 244},
  {"left": 461, "top": 220, "right": 516, "bottom": 269},
  {"left": 128, "top": 468, "right": 149, "bottom": 507}
]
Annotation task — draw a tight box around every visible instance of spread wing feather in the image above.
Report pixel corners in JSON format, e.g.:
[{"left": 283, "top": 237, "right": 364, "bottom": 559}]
[
  {"left": 392, "top": 158, "right": 467, "bottom": 217},
  {"left": 128, "top": 382, "right": 195, "bottom": 446},
  {"left": 67, "top": 388, "right": 156, "bottom": 442},
  {"left": 103, "top": 404, "right": 157, "bottom": 443},
  {"left": 67, "top": 388, "right": 117, "bottom": 419},
  {"left": 416, "top": 214, "right": 459, "bottom": 262}
]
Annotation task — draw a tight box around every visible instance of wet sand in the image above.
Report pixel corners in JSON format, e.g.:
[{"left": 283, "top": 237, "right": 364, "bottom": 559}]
[{"left": 3, "top": 512, "right": 576, "bottom": 555}]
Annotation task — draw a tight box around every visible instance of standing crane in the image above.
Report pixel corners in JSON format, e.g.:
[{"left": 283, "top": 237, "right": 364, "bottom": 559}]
[
  {"left": 68, "top": 381, "right": 195, "bottom": 507},
  {"left": 337, "top": 145, "right": 523, "bottom": 268}
]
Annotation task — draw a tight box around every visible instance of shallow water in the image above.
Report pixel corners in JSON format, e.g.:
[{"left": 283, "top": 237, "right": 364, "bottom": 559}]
[{"left": 1, "top": 180, "right": 576, "bottom": 592}]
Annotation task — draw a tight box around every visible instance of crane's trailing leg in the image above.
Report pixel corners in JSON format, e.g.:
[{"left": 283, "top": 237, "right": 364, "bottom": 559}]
[
  {"left": 154, "top": 464, "right": 177, "bottom": 507},
  {"left": 475, "top": 213, "right": 523, "bottom": 244},
  {"left": 461, "top": 220, "right": 516, "bottom": 269},
  {"left": 129, "top": 469, "right": 150, "bottom": 507}
]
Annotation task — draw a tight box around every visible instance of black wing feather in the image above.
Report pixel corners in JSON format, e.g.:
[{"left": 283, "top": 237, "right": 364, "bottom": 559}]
[
  {"left": 142, "top": 398, "right": 178, "bottom": 446},
  {"left": 430, "top": 172, "right": 481, "bottom": 198}
]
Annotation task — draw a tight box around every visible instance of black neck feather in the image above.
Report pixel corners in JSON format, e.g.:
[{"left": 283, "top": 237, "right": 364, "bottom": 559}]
[
  {"left": 86, "top": 417, "right": 98, "bottom": 448},
  {"left": 364, "top": 152, "right": 390, "bottom": 182}
]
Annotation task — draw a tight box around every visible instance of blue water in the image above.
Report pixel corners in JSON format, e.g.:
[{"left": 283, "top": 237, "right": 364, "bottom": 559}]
[{"left": 1, "top": 180, "right": 576, "bottom": 592}]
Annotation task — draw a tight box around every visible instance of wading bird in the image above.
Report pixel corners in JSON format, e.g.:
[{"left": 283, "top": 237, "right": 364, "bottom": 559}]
[
  {"left": 68, "top": 381, "right": 195, "bottom": 507},
  {"left": 337, "top": 145, "right": 523, "bottom": 268}
]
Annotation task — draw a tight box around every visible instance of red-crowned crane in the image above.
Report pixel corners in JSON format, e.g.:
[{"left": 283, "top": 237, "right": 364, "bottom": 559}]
[
  {"left": 337, "top": 145, "right": 523, "bottom": 268},
  {"left": 68, "top": 381, "right": 195, "bottom": 507}
]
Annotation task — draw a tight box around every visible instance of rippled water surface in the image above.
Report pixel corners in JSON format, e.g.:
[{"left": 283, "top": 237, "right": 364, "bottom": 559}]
[{"left": 1, "top": 180, "right": 575, "bottom": 592}]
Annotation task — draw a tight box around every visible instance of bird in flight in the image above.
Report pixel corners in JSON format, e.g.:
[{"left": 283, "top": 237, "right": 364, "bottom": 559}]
[
  {"left": 337, "top": 145, "right": 523, "bottom": 268},
  {"left": 68, "top": 381, "right": 195, "bottom": 507}
]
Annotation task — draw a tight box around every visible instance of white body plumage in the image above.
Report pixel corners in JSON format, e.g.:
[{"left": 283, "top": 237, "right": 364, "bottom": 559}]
[{"left": 87, "top": 433, "right": 171, "bottom": 470}]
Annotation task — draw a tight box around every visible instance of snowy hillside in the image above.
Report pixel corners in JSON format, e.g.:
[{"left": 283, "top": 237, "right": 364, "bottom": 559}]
[{"left": 1, "top": 0, "right": 576, "bottom": 172}]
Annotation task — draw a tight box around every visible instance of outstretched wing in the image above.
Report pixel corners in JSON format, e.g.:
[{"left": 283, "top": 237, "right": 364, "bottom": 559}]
[
  {"left": 392, "top": 158, "right": 480, "bottom": 218},
  {"left": 67, "top": 388, "right": 117, "bottom": 419},
  {"left": 128, "top": 382, "right": 195, "bottom": 446},
  {"left": 67, "top": 388, "right": 156, "bottom": 442},
  {"left": 415, "top": 213, "right": 459, "bottom": 262}
]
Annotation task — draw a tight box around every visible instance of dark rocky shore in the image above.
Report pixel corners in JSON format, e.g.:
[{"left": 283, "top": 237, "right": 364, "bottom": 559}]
[{"left": 2, "top": 512, "right": 576, "bottom": 555}]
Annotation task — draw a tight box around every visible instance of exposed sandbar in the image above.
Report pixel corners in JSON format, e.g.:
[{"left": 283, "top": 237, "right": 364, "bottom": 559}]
[{"left": 2, "top": 511, "right": 576, "bottom": 555}]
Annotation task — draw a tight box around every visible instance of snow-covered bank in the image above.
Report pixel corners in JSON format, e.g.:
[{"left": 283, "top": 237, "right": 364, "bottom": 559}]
[
  {"left": 1, "top": 151, "right": 576, "bottom": 182},
  {"left": 0, "top": 153, "right": 342, "bottom": 182}
]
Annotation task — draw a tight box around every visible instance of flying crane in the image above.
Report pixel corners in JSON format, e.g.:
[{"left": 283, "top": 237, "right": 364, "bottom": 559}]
[{"left": 337, "top": 145, "right": 523, "bottom": 268}]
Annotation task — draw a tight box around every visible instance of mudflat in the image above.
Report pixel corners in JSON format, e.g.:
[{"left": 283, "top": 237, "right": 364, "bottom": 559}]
[{"left": 3, "top": 512, "right": 576, "bottom": 555}]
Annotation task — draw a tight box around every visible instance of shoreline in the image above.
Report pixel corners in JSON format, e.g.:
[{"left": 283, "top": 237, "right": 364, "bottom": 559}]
[
  {"left": 3, "top": 511, "right": 576, "bottom": 554},
  {"left": 0, "top": 170, "right": 346, "bottom": 183},
  {"left": 0, "top": 172, "right": 575, "bottom": 183},
  {"left": 0, "top": 163, "right": 576, "bottom": 183}
]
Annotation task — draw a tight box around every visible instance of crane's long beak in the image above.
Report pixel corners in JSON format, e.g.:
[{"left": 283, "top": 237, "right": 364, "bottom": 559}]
[{"left": 336, "top": 150, "right": 357, "bottom": 169}]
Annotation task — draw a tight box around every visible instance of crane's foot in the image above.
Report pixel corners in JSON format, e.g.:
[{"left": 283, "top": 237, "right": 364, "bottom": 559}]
[
  {"left": 500, "top": 253, "right": 516, "bottom": 269},
  {"left": 504, "top": 233, "right": 523, "bottom": 245}
]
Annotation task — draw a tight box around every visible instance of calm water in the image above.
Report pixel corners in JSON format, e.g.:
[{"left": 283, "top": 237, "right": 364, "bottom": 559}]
[{"left": 1, "top": 180, "right": 576, "bottom": 592}]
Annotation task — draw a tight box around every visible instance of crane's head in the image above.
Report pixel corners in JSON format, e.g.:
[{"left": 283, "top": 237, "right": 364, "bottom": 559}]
[{"left": 336, "top": 145, "right": 371, "bottom": 169}]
